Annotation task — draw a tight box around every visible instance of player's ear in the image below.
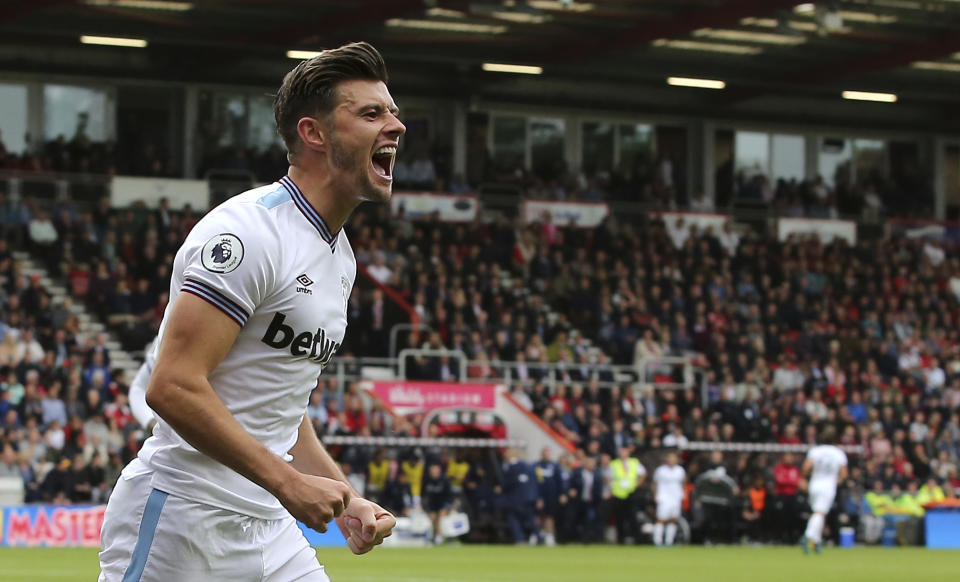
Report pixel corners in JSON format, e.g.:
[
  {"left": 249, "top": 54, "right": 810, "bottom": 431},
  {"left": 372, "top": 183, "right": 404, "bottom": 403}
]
[{"left": 296, "top": 116, "right": 327, "bottom": 154}]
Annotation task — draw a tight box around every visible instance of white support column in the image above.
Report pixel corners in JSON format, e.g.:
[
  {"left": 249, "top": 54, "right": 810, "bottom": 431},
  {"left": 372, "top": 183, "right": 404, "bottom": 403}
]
[
  {"left": 566, "top": 114, "right": 581, "bottom": 174},
  {"left": 934, "top": 136, "right": 947, "bottom": 221},
  {"left": 27, "top": 82, "right": 44, "bottom": 155},
  {"left": 805, "top": 134, "right": 819, "bottom": 181},
  {"left": 524, "top": 117, "right": 532, "bottom": 171},
  {"left": 686, "top": 121, "right": 699, "bottom": 207},
  {"left": 183, "top": 86, "right": 199, "bottom": 179},
  {"left": 452, "top": 101, "right": 467, "bottom": 178},
  {"left": 702, "top": 121, "right": 716, "bottom": 205},
  {"left": 104, "top": 86, "right": 118, "bottom": 142}
]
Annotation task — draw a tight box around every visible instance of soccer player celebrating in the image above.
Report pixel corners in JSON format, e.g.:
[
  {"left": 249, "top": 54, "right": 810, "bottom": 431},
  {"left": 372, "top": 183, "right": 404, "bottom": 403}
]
[
  {"left": 652, "top": 451, "right": 686, "bottom": 547},
  {"left": 98, "top": 42, "right": 405, "bottom": 581},
  {"left": 800, "top": 431, "right": 848, "bottom": 554}
]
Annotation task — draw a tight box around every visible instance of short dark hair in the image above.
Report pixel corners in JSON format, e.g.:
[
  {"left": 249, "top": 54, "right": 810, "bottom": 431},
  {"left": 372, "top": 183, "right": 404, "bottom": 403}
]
[{"left": 274, "top": 41, "right": 388, "bottom": 157}]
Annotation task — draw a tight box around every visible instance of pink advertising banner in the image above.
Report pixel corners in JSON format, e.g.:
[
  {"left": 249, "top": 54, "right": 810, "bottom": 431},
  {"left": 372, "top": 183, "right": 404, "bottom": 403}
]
[{"left": 369, "top": 381, "right": 497, "bottom": 415}]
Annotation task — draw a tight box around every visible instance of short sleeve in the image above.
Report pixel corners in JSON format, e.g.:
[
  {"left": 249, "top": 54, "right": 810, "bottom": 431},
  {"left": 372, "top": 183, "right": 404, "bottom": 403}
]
[{"left": 178, "top": 205, "right": 278, "bottom": 327}]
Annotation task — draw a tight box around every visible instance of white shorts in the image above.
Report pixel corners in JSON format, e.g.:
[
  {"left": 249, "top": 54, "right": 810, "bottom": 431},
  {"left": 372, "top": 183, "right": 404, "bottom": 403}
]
[
  {"left": 808, "top": 483, "right": 837, "bottom": 514},
  {"left": 99, "top": 467, "right": 329, "bottom": 582},
  {"left": 656, "top": 497, "right": 682, "bottom": 521}
]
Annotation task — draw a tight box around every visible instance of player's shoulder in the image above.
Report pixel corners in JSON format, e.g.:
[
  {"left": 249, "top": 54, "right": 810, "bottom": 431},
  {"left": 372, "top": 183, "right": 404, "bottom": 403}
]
[{"left": 189, "top": 185, "right": 287, "bottom": 243}]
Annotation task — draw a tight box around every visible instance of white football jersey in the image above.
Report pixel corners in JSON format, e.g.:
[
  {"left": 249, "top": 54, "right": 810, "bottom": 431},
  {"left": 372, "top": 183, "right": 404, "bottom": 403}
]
[
  {"left": 806, "top": 444, "right": 847, "bottom": 488},
  {"left": 653, "top": 464, "right": 686, "bottom": 501},
  {"left": 138, "top": 176, "right": 356, "bottom": 519}
]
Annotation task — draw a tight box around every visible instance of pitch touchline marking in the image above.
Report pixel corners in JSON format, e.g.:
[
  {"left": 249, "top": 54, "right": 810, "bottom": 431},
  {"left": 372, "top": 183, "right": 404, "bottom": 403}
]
[
  {"left": 2, "top": 571, "right": 91, "bottom": 579},
  {"left": 346, "top": 577, "right": 501, "bottom": 582}
]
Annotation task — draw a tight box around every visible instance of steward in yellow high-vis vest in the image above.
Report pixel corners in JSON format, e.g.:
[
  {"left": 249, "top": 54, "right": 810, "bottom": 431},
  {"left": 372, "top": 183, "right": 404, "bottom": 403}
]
[
  {"left": 610, "top": 447, "right": 646, "bottom": 544},
  {"left": 611, "top": 456, "right": 644, "bottom": 499}
]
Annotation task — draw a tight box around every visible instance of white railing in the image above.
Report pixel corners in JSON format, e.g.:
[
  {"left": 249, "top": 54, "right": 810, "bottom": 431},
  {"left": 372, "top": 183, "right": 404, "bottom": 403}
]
[
  {"left": 681, "top": 442, "right": 865, "bottom": 454},
  {"left": 397, "top": 348, "right": 468, "bottom": 382},
  {"left": 388, "top": 323, "right": 433, "bottom": 359},
  {"left": 321, "top": 435, "right": 523, "bottom": 449},
  {"left": 328, "top": 351, "right": 705, "bottom": 399}
]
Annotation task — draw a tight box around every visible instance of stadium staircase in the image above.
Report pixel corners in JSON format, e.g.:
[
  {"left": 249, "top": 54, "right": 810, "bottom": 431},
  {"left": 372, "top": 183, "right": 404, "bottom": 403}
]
[
  {"left": 13, "top": 250, "right": 141, "bottom": 381},
  {"left": 497, "top": 390, "right": 575, "bottom": 459}
]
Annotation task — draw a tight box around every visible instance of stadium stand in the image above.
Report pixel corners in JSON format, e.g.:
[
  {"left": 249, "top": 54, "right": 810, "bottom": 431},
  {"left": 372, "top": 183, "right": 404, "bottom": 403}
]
[{"left": 1, "top": 157, "right": 959, "bottom": 545}]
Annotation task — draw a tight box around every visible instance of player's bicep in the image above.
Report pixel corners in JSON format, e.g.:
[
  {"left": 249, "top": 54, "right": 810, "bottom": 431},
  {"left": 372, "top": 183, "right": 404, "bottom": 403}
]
[{"left": 149, "top": 292, "right": 241, "bottom": 397}]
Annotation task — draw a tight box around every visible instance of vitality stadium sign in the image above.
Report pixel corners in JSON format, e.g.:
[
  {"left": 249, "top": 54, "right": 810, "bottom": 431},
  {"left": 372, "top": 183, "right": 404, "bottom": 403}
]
[{"left": 369, "top": 381, "right": 497, "bottom": 415}]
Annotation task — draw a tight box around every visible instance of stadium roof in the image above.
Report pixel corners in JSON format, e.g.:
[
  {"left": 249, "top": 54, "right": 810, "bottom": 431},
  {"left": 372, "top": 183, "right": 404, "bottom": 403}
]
[{"left": 4, "top": 1, "right": 960, "bottom": 129}]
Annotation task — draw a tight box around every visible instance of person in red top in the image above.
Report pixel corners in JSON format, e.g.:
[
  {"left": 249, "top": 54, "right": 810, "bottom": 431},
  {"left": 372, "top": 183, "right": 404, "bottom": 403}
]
[
  {"left": 104, "top": 392, "right": 133, "bottom": 429},
  {"left": 773, "top": 452, "right": 802, "bottom": 543}
]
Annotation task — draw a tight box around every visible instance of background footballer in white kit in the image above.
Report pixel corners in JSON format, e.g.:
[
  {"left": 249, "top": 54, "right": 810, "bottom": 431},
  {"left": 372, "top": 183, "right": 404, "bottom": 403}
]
[
  {"left": 652, "top": 451, "right": 686, "bottom": 547},
  {"left": 98, "top": 42, "right": 405, "bottom": 582},
  {"left": 801, "top": 434, "right": 848, "bottom": 553}
]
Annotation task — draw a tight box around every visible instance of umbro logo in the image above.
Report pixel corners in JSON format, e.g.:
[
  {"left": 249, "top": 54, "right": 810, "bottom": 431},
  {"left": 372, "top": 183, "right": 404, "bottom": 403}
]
[{"left": 296, "top": 274, "right": 313, "bottom": 295}]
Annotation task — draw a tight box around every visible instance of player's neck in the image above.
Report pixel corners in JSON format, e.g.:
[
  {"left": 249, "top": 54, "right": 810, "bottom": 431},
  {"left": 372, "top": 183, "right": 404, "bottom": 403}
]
[{"left": 286, "top": 165, "right": 357, "bottom": 237}]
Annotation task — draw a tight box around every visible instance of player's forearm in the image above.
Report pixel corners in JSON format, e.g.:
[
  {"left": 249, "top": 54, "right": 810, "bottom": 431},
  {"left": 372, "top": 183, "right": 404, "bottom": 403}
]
[
  {"left": 147, "top": 374, "right": 297, "bottom": 497},
  {"left": 289, "top": 415, "right": 357, "bottom": 495},
  {"left": 129, "top": 362, "right": 156, "bottom": 430}
]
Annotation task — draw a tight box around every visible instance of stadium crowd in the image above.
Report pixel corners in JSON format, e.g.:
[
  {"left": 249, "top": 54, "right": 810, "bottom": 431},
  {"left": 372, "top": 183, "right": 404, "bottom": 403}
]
[
  {"left": 340, "top": 203, "right": 960, "bottom": 543},
  {"left": 2, "top": 126, "right": 932, "bottom": 223},
  {"left": 0, "top": 175, "right": 959, "bottom": 544}
]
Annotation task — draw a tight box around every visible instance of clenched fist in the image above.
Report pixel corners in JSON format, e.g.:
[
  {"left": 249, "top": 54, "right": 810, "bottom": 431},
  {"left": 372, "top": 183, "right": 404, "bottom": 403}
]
[
  {"left": 276, "top": 473, "right": 352, "bottom": 533},
  {"left": 336, "top": 497, "right": 396, "bottom": 555}
]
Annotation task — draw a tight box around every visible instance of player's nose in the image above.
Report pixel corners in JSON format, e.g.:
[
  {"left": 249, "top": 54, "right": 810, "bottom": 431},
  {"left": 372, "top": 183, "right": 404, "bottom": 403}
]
[{"left": 384, "top": 113, "right": 405, "bottom": 140}]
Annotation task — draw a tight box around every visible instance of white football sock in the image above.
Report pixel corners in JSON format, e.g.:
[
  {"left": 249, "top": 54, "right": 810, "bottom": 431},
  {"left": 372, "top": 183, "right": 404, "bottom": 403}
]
[
  {"left": 653, "top": 522, "right": 664, "bottom": 546},
  {"left": 665, "top": 523, "right": 678, "bottom": 546},
  {"left": 805, "top": 513, "right": 825, "bottom": 543}
]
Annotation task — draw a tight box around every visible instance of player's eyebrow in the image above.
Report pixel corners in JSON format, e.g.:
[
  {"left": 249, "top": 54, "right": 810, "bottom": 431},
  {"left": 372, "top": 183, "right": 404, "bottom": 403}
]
[{"left": 359, "top": 102, "right": 400, "bottom": 116}]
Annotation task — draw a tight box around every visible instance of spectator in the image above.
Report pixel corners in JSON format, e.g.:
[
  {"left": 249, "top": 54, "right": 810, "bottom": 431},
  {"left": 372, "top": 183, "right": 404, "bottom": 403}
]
[
  {"left": 28, "top": 210, "right": 58, "bottom": 247},
  {"left": 772, "top": 452, "right": 802, "bottom": 542},
  {"left": 422, "top": 463, "right": 453, "bottom": 545},
  {"left": 0, "top": 443, "right": 18, "bottom": 478},
  {"left": 500, "top": 448, "right": 540, "bottom": 545},
  {"left": 366, "top": 251, "right": 392, "bottom": 284},
  {"left": 40, "top": 382, "right": 68, "bottom": 427},
  {"left": 42, "top": 457, "right": 74, "bottom": 504},
  {"left": 534, "top": 447, "right": 562, "bottom": 547}
]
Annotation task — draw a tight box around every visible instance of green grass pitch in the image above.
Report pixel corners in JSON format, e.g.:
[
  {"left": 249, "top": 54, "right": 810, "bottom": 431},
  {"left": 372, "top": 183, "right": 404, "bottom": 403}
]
[{"left": 1, "top": 545, "right": 957, "bottom": 581}]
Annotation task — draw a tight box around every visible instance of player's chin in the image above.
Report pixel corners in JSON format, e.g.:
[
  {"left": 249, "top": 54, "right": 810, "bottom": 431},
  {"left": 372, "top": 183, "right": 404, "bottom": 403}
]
[
  {"left": 363, "top": 183, "right": 393, "bottom": 203},
  {"left": 366, "top": 165, "right": 394, "bottom": 202}
]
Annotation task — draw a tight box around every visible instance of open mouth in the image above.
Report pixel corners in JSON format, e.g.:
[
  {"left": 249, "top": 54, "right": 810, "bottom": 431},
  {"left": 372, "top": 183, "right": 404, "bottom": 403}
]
[{"left": 372, "top": 146, "right": 396, "bottom": 180}]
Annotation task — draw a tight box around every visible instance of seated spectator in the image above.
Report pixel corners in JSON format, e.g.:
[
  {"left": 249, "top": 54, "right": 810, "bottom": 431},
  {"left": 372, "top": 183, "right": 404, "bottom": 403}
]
[
  {"left": 0, "top": 443, "right": 18, "bottom": 478},
  {"left": 42, "top": 457, "right": 74, "bottom": 504},
  {"left": 40, "top": 382, "right": 68, "bottom": 428}
]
